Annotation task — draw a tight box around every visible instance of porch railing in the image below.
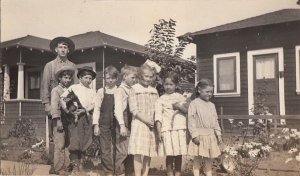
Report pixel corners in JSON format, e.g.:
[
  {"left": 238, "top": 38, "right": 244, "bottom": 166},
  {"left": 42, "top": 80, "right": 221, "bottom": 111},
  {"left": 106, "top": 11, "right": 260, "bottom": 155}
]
[{"left": 3, "top": 99, "right": 44, "bottom": 117}]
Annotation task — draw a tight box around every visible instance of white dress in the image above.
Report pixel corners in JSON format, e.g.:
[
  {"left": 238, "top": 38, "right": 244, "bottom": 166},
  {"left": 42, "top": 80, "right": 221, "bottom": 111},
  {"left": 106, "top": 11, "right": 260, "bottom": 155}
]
[
  {"left": 187, "top": 98, "right": 221, "bottom": 158},
  {"left": 155, "top": 92, "right": 188, "bottom": 156}
]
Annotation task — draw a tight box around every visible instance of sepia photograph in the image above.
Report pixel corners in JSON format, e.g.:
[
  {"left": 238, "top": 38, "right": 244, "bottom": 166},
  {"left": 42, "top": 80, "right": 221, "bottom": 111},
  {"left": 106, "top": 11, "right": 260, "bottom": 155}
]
[{"left": 1, "top": 0, "right": 300, "bottom": 175}]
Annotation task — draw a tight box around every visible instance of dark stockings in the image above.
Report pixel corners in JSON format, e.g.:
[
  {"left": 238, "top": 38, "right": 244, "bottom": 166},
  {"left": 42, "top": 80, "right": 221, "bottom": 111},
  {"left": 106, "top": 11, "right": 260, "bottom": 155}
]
[{"left": 166, "top": 155, "right": 182, "bottom": 176}]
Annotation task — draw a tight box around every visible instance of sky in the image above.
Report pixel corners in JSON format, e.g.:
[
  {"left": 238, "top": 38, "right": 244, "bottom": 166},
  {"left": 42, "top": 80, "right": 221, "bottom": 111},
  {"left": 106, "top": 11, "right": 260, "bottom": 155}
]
[{"left": 1, "top": 0, "right": 300, "bottom": 59}]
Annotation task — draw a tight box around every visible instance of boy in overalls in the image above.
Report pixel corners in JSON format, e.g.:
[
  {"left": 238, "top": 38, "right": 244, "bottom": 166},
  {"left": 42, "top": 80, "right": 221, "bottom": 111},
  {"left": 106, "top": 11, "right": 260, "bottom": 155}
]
[{"left": 93, "top": 66, "right": 119, "bottom": 176}]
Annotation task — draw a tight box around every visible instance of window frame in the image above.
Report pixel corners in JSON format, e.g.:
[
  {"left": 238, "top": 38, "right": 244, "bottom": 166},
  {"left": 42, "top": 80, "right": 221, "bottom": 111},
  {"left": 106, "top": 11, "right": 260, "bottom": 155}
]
[
  {"left": 213, "top": 52, "right": 241, "bottom": 97},
  {"left": 25, "top": 67, "right": 42, "bottom": 99},
  {"left": 296, "top": 45, "right": 300, "bottom": 95}
]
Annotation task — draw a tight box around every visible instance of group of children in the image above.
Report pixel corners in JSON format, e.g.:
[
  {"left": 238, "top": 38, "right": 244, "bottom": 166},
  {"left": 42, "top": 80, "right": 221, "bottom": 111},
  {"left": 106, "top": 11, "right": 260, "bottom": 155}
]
[{"left": 50, "top": 61, "right": 222, "bottom": 176}]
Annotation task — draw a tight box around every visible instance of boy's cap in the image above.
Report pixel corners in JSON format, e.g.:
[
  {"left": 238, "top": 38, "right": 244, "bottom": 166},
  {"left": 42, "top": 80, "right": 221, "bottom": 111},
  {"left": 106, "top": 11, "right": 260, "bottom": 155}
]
[
  {"left": 50, "top": 37, "right": 75, "bottom": 54},
  {"left": 77, "top": 66, "right": 96, "bottom": 80},
  {"left": 55, "top": 66, "right": 76, "bottom": 81},
  {"left": 145, "top": 59, "right": 161, "bottom": 73}
]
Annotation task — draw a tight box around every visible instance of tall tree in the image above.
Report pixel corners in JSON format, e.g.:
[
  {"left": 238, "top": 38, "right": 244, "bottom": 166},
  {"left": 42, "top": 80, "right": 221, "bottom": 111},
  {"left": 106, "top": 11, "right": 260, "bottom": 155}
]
[{"left": 145, "top": 19, "right": 196, "bottom": 87}]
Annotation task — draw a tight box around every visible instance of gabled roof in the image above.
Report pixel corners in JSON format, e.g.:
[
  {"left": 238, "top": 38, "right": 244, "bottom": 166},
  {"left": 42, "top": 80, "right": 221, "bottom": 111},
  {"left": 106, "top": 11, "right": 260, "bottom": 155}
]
[
  {"left": 0, "top": 35, "right": 51, "bottom": 52},
  {"left": 70, "top": 31, "right": 146, "bottom": 55},
  {"left": 189, "top": 9, "right": 300, "bottom": 37}
]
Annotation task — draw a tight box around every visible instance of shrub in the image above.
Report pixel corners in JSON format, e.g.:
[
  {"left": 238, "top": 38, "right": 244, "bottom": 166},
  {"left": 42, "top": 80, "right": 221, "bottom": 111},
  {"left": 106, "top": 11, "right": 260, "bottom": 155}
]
[{"left": 9, "top": 118, "right": 36, "bottom": 138}]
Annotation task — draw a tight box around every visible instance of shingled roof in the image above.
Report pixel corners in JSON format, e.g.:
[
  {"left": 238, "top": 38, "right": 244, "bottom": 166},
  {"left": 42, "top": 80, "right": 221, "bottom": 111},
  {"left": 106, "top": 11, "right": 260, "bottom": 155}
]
[
  {"left": 70, "top": 31, "right": 146, "bottom": 55},
  {"left": 0, "top": 35, "right": 51, "bottom": 52},
  {"left": 189, "top": 9, "right": 300, "bottom": 37}
]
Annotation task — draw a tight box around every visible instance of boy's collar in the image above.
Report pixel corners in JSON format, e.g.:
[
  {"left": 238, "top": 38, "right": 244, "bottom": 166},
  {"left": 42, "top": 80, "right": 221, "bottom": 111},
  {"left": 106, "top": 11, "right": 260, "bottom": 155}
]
[
  {"left": 58, "top": 83, "right": 68, "bottom": 90},
  {"left": 120, "top": 82, "right": 131, "bottom": 88},
  {"left": 105, "top": 85, "right": 117, "bottom": 89},
  {"left": 79, "top": 82, "right": 91, "bottom": 89}
]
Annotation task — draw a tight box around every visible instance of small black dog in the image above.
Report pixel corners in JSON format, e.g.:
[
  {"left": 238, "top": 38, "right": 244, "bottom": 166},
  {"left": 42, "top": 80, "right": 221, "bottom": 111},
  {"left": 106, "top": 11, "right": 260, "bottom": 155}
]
[{"left": 63, "top": 89, "right": 87, "bottom": 124}]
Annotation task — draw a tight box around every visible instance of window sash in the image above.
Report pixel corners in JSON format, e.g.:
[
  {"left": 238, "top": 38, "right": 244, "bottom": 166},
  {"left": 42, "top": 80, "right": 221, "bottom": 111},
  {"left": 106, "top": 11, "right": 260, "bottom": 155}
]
[
  {"left": 216, "top": 56, "right": 237, "bottom": 93},
  {"left": 29, "top": 72, "right": 40, "bottom": 89}
]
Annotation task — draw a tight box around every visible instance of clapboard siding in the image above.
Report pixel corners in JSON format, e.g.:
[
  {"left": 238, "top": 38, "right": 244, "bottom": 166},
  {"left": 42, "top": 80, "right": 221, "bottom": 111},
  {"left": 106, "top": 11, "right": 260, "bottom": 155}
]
[{"left": 195, "top": 21, "right": 300, "bottom": 115}]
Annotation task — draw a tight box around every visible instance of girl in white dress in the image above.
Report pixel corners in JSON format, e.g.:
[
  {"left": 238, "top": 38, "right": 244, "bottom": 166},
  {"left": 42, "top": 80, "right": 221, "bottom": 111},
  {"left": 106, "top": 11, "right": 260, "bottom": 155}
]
[
  {"left": 155, "top": 71, "right": 189, "bottom": 176},
  {"left": 188, "top": 78, "right": 222, "bottom": 176}
]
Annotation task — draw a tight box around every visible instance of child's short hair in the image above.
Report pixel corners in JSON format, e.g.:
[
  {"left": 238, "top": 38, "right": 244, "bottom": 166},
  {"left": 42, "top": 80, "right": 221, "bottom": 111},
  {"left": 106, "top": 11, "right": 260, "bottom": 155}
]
[
  {"left": 78, "top": 70, "right": 92, "bottom": 78},
  {"left": 163, "top": 71, "right": 180, "bottom": 85},
  {"left": 120, "top": 65, "right": 137, "bottom": 79},
  {"left": 195, "top": 78, "right": 213, "bottom": 96},
  {"left": 104, "top": 65, "right": 119, "bottom": 79}
]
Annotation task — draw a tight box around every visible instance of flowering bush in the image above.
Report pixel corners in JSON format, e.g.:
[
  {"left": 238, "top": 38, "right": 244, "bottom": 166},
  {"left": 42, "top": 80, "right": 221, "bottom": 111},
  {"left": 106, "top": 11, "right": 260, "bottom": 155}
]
[
  {"left": 269, "top": 128, "right": 300, "bottom": 163},
  {"left": 221, "top": 119, "right": 272, "bottom": 176}
]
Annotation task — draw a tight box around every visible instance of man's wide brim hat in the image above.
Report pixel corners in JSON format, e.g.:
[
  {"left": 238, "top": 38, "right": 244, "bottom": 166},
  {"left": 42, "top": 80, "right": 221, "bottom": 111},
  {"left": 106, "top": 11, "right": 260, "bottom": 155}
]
[
  {"left": 77, "top": 66, "right": 96, "bottom": 80},
  {"left": 55, "top": 66, "right": 76, "bottom": 81},
  {"left": 49, "top": 37, "right": 75, "bottom": 54}
]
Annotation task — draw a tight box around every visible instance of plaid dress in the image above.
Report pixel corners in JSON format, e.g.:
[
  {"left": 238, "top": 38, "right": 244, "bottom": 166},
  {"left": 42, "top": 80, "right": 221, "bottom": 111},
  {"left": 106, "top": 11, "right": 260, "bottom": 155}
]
[{"left": 128, "top": 84, "right": 159, "bottom": 157}]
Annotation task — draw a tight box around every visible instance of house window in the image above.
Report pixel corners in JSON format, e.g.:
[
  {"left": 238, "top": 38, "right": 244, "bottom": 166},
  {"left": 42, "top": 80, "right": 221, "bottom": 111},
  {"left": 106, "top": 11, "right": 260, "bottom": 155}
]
[
  {"left": 213, "top": 52, "right": 240, "bottom": 97},
  {"left": 28, "top": 71, "right": 40, "bottom": 89},
  {"left": 296, "top": 46, "right": 300, "bottom": 94}
]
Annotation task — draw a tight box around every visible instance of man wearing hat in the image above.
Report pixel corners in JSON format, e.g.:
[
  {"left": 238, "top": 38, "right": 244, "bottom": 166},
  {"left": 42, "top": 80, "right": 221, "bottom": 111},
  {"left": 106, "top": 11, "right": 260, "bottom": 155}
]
[
  {"left": 41, "top": 37, "right": 76, "bottom": 162},
  {"left": 50, "top": 65, "right": 75, "bottom": 175}
]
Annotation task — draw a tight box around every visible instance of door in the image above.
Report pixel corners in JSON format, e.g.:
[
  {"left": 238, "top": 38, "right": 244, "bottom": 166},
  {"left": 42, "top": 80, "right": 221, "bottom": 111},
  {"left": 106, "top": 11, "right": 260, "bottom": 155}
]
[{"left": 253, "top": 54, "right": 279, "bottom": 115}]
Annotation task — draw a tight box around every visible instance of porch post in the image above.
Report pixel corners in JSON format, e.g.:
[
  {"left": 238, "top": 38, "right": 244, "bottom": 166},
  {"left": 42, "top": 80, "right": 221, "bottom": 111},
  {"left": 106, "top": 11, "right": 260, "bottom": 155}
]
[
  {"left": 17, "top": 62, "right": 25, "bottom": 99},
  {"left": 103, "top": 47, "right": 106, "bottom": 87},
  {"left": 3, "top": 64, "right": 10, "bottom": 100}
]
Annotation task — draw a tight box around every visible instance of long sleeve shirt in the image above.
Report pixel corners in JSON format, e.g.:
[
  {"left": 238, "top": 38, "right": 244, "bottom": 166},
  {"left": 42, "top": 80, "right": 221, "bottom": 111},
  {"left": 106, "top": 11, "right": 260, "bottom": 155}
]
[
  {"left": 155, "top": 92, "right": 187, "bottom": 132},
  {"left": 114, "top": 83, "right": 131, "bottom": 126},
  {"left": 41, "top": 57, "right": 75, "bottom": 112},
  {"left": 188, "top": 98, "right": 221, "bottom": 139},
  {"left": 92, "top": 86, "right": 117, "bottom": 125},
  {"left": 50, "top": 84, "right": 68, "bottom": 119},
  {"left": 61, "top": 82, "right": 96, "bottom": 112}
]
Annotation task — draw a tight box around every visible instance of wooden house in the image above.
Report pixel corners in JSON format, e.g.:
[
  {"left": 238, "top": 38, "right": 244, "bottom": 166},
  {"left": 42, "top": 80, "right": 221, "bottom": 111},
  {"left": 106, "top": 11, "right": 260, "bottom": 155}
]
[
  {"left": 185, "top": 9, "right": 300, "bottom": 117},
  {"left": 1, "top": 31, "right": 146, "bottom": 118}
]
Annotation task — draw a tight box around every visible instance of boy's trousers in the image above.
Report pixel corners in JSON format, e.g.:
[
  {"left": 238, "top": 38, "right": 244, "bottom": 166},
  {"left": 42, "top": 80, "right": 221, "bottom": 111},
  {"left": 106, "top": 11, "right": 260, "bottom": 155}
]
[
  {"left": 115, "top": 125, "right": 134, "bottom": 175},
  {"left": 53, "top": 119, "right": 70, "bottom": 172}
]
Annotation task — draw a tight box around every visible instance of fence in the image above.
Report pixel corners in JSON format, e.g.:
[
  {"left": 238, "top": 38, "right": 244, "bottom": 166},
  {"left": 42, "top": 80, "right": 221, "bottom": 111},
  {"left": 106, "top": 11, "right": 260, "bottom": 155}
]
[{"left": 218, "top": 115, "right": 300, "bottom": 134}]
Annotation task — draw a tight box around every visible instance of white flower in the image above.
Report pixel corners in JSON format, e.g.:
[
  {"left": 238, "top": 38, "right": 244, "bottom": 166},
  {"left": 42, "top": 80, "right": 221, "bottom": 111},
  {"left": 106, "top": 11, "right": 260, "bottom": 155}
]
[
  {"left": 248, "top": 149, "right": 260, "bottom": 158},
  {"left": 288, "top": 148, "right": 298, "bottom": 154},
  {"left": 282, "top": 128, "right": 289, "bottom": 133},
  {"left": 229, "top": 150, "right": 238, "bottom": 156},
  {"left": 228, "top": 119, "right": 234, "bottom": 124},
  {"left": 284, "top": 135, "right": 290, "bottom": 140},
  {"left": 244, "top": 143, "right": 253, "bottom": 149},
  {"left": 257, "top": 119, "right": 263, "bottom": 124},
  {"left": 291, "top": 129, "right": 297, "bottom": 133},
  {"left": 269, "top": 134, "right": 275, "bottom": 138},
  {"left": 290, "top": 133, "right": 296, "bottom": 138},
  {"left": 261, "top": 145, "right": 272, "bottom": 152}
]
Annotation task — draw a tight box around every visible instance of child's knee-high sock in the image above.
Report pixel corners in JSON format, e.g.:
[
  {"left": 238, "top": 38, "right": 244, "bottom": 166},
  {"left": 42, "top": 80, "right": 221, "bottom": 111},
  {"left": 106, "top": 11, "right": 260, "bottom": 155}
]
[
  {"left": 193, "top": 156, "right": 201, "bottom": 176},
  {"left": 174, "top": 155, "right": 182, "bottom": 176},
  {"left": 203, "top": 157, "right": 212, "bottom": 176},
  {"left": 134, "top": 155, "right": 143, "bottom": 176},
  {"left": 142, "top": 156, "right": 151, "bottom": 176},
  {"left": 166, "top": 156, "right": 174, "bottom": 176}
]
